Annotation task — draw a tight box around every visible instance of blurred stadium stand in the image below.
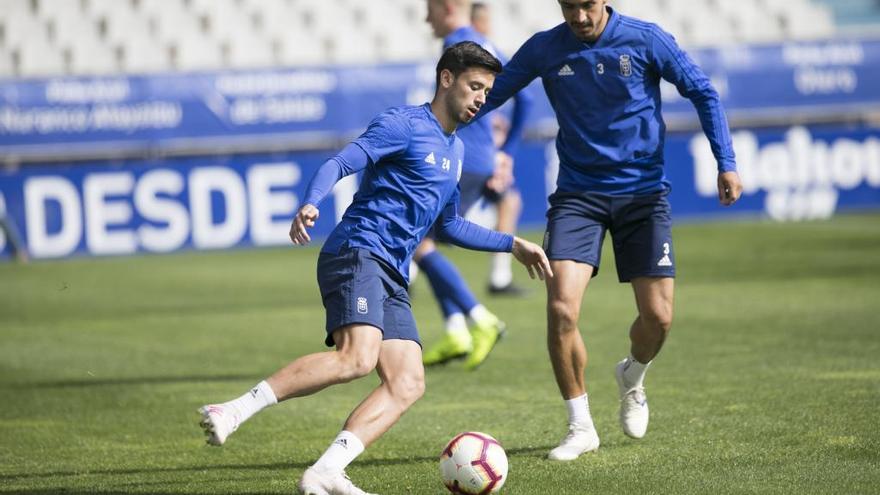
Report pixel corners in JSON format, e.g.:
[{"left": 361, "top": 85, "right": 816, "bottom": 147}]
[{"left": 1, "top": 0, "right": 875, "bottom": 77}]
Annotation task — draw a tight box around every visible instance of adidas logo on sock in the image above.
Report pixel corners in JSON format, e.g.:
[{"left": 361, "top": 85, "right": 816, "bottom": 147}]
[
  {"left": 334, "top": 438, "right": 348, "bottom": 449},
  {"left": 558, "top": 64, "right": 575, "bottom": 76},
  {"left": 657, "top": 254, "right": 672, "bottom": 267}
]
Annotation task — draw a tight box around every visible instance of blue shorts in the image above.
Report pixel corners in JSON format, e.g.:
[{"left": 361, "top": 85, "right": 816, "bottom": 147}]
[
  {"left": 316, "top": 248, "right": 420, "bottom": 347},
  {"left": 543, "top": 191, "right": 675, "bottom": 283}
]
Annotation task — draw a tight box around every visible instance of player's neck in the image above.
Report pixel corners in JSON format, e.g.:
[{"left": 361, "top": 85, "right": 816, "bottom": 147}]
[
  {"left": 429, "top": 99, "right": 457, "bottom": 134},
  {"left": 583, "top": 8, "right": 610, "bottom": 43}
]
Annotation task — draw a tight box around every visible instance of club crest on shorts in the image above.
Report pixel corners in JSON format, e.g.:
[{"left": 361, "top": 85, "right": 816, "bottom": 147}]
[
  {"left": 619, "top": 54, "right": 632, "bottom": 77},
  {"left": 356, "top": 297, "right": 368, "bottom": 314}
]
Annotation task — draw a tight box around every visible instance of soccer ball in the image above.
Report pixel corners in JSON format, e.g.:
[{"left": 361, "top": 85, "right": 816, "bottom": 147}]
[{"left": 439, "top": 431, "right": 508, "bottom": 494}]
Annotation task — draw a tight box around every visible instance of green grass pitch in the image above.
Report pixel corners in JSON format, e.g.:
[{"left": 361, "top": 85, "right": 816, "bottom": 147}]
[{"left": 1, "top": 214, "right": 879, "bottom": 494}]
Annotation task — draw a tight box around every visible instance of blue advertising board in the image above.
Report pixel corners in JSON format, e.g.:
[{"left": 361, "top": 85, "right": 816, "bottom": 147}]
[{"left": 2, "top": 123, "right": 878, "bottom": 260}]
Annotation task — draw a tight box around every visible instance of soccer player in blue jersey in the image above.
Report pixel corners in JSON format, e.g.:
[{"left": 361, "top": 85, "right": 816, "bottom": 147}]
[
  {"left": 476, "top": 0, "right": 744, "bottom": 460},
  {"left": 418, "top": 0, "right": 535, "bottom": 371},
  {"left": 197, "top": 42, "right": 551, "bottom": 495}
]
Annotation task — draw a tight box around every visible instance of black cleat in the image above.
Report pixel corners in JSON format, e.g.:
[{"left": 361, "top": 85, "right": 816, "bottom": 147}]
[{"left": 488, "top": 282, "right": 531, "bottom": 297}]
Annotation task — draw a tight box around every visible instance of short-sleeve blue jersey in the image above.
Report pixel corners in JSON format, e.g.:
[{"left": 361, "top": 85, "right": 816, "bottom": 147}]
[
  {"left": 479, "top": 7, "right": 736, "bottom": 195},
  {"left": 444, "top": 26, "right": 533, "bottom": 176},
  {"left": 303, "top": 103, "right": 513, "bottom": 283}
]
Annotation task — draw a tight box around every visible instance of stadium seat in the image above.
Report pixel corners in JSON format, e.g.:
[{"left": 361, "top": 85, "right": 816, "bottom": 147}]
[
  {"left": 173, "top": 36, "right": 223, "bottom": 71},
  {"left": 225, "top": 33, "right": 276, "bottom": 69},
  {"left": 50, "top": 15, "right": 99, "bottom": 48},
  {"left": 120, "top": 36, "right": 171, "bottom": 74},
  {"left": 276, "top": 30, "right": 327, "bottom": 67},
  {"left": 18, "top": 39, "right": 66, "bottom": 77},
  {"left": 0, "top": 48, "right": 14, "bottom": 77},
  {"left": 99, "top": 8, "right": 151, "bottom": 47},
  {"left": 2, "top": 11, "right": 47, "bottom": 51},
  {"left": 68, "top": 36, "right": 118, "bottom": 75}
]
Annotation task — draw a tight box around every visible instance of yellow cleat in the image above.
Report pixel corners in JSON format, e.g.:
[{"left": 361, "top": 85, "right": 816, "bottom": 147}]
[
  {"left": 463, "top": 318, "right": 506, "bottom": 371},
  {"left": 423, "top": 331, "right": 472, "bottom": 366}
]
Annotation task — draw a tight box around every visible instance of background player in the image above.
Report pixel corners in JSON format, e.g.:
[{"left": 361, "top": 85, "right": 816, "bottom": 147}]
[
  {"left": 198, "top": 41, "right": 551, "bottom": 494},
  {"left": 475, "top": 0, "right": 743, "bottom": 460},
  {"left": 418, "top": 0, "right": 535, "bottom": 371}
]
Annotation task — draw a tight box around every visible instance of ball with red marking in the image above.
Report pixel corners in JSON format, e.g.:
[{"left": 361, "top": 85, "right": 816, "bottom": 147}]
[{"left": 439, "top": 431, "right": 508, "bottom": 494}]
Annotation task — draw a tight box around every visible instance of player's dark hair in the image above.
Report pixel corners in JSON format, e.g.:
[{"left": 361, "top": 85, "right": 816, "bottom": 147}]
[{"left": 435, "top": 41, "right": 502, "bottom": 87}]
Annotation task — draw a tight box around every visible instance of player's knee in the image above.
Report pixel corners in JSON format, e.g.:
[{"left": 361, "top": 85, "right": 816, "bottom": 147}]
[
  {"left": 390, "top": 372, "right": 425, "bottom": 406},
  {"left": 338, "top": 350, "right": 379, "bottom": 381},
  {"left": 642, "top": 306, "right": 673, "bottom": 334},
  {"left": 547, "top": 299, "right": 579, "bottom": 333}
]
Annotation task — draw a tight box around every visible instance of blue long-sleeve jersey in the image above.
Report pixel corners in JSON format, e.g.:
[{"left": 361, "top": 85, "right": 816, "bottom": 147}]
[
  {"left": 303, "top": 103, "right": 513, "bottom": 284},
  {"left": 479, "top": 7, "right": 736, "bottom": 195},
  {"left": 444, "top": 26, "right": 533, "bottom": 176}
]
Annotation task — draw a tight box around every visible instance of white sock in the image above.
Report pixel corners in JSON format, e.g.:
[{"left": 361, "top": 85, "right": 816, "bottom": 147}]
[
  {"left": 445, "top": 313, "right": 469, "bottom": 336},
  {"left": 408, "top": 261, "right": 420, "bottom": 284},
  {"left": 312, "top": 430, "right": 366, "bottom": 474},
  {"left": 489, "top": 253, "right": 513, "bottom": 288},
  {"left": 468, "top": 304, "right": 495, "bottom": 326},
  {"left": 622, "top": 355, "right": 651, "bottom": 388},
  {"left": 224, "top": 380, "right": 277, "bottom": 424},
  {"left": 565, "top": 394, "right": 594, "bottom": 428}
]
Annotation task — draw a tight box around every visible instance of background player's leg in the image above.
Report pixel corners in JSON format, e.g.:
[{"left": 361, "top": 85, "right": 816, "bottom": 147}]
[
  {"left": 416, "top": 239, "right": 504, "bottom": 369},
  {"left": 488, "top": 189, "right": 524, "bottom": 295},
  {"left": 546, "top": 259, "right": 600, "bottom": 460},
  {"left": 615, "top": 276, "right": 674, "bottom": 439}
]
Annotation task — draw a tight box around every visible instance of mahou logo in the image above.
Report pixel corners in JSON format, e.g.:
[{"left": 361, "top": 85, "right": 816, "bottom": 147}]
[{"left": 691, "top": 126, "right": 880, "bottom": 221}]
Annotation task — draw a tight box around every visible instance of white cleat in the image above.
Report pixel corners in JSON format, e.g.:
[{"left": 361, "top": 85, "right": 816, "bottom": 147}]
[
  {"left": 298, "top": 467, "right": 377, "bottom": 495},
  {"left": 616, "top": 358, "right": 649, "bottom": 439},
  {"left": 198, "top": 404, "right": 239, "bottom": 446},
  {"left": 547, "top": 423, "right": 600, "bottom": 461}
]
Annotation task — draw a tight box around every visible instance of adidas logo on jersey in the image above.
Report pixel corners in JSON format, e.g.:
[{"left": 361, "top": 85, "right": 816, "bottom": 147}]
[
  {"left": 425, "top": 152, "right": 436, "bottom": 164},
  {"left": 558, "top": 64, "right": 575, "bottom": 76},
  {"left": 657, "top": 254, "right": 672, "bottom": 267}
]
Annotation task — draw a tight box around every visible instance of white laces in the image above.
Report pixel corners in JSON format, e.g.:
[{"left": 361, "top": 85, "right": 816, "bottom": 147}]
[{"left": 622, "top": 386, "right": 647, "bottom": 406}]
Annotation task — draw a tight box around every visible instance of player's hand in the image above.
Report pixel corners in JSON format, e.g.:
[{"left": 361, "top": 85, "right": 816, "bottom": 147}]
[
  {"left": 717, "top": 171, "right": 743, "bottom": 206},
  {"left": 486, "top": 151, "right": 514, "bottom": 193},
  {"left": 290, "top": 204, "right": 319, "bottom": 245},
  {"left": 511, "top": 236, "right": 553, "bottom": 281}
]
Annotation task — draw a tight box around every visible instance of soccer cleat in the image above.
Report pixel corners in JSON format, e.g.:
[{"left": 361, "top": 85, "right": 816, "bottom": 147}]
[
  {"left": 463, "top": 318, "right": 506, "bottom": 371},
  {"left": 298, "top": 467, "right": 377, "bottom": 495},
  {"left": 487, "top": 282, "right": 530, "bottom": 297},
  {"left": 548, "top": 423, "right": 600, "bottom": 461},
  {"left": 423, "top": 331, "right": 472, "bottom": 366},
  {"left": 616, "top": 358, "right": 649, "bottom": 439},
  {"left": 198, "top": 404, "right": 239, "bottom": 446}
]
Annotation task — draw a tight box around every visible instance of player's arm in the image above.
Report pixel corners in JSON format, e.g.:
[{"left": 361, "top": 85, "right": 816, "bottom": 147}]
[
  {"left": 497, "top": 77, "right": 534, "bottom": 158},
  {"left": 290, "top": 143, "right": 370, "bottom": 245},
  {"left": 475, "top": 37, "right": 541, "bottom": 118},
  {"left": 487, "top": 78, "right": 535, "bottom": 192},
  {"left": 651, "top": 28, "right": 742, "bottom": 205},
  {"left": 291, "top": 110, "right": 412, "bottom": 245},
  {"left": 435, "top": 189, "right": 552, "bottom": 280}
]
